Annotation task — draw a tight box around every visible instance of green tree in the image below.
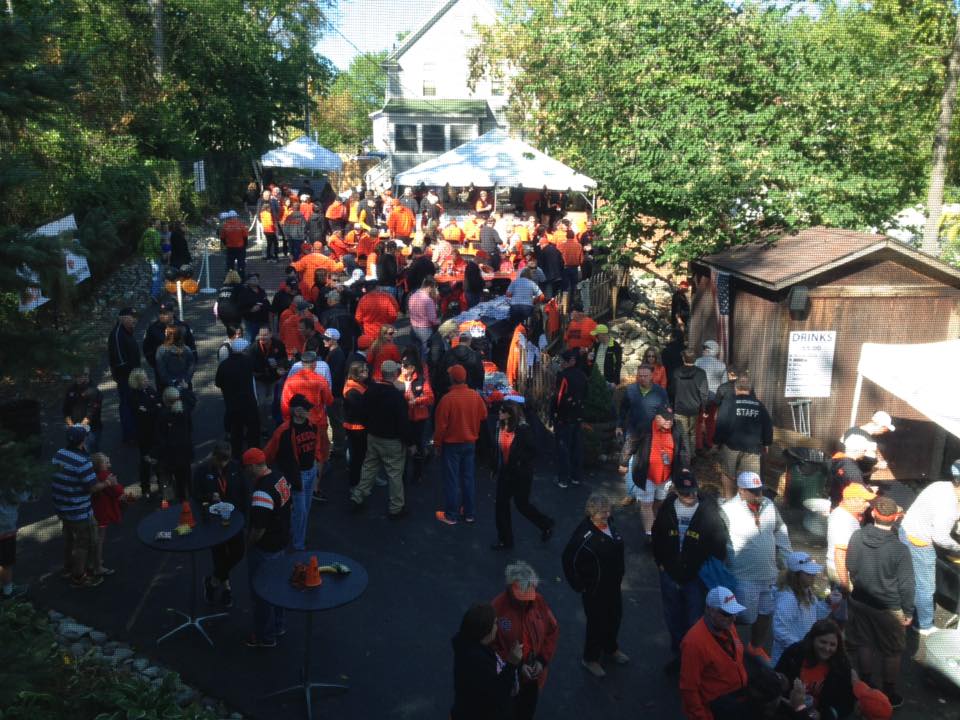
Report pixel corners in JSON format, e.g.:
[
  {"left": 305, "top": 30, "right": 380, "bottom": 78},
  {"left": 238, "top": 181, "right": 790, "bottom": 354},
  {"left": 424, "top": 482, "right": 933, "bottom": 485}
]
[{"left": 315, "top": 51, "right": 387, "bottom": 153}]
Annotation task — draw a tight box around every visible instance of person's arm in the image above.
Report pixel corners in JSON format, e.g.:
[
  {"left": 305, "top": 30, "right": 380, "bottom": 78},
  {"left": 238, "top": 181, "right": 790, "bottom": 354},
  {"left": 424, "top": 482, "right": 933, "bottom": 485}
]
[
  {"left": 897, "top": 548, "right": 916, "bottom": 620},
  {"left": 773, "top": 592, "right": 803, "bottom": 655},
  {"left": 931, "top": 493, "right": 960, "bottom": 553},
  {"left": 773, "top": 506, "right": 793, "bottom": 561},
  {"left": 678, "top": 645, "right": 713, "bottom": 720},
  {"left": 834, "top": 546, "right": 851, "bottom": 590}
]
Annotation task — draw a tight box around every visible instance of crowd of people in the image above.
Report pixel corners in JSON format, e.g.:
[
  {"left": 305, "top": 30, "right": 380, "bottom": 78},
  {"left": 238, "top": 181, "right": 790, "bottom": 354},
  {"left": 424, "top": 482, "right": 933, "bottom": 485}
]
[{"left": 0, "top": 180, "right": 954, "bottom": 719}]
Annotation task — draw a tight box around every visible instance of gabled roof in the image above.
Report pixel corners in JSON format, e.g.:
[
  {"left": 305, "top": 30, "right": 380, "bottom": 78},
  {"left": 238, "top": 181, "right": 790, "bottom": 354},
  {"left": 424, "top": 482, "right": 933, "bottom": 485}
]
[
  {"left": 379, "top": 98, "right": 491, "bottom": 116},
  {"left": 387, "top": 0, "right": 493, "bottom": 62},
  {"left": 697, "top": 226, "right": 960, "bottom": 291}
]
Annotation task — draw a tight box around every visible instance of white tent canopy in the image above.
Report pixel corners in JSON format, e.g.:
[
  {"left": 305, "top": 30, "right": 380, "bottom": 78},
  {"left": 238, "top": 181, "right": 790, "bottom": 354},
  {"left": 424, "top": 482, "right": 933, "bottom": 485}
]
[
  {"left": 851, "top": 340, "right": 960, "bottom": 439},
  {"left": 260, "top": 136, "right": 342, "bottom": 172},
  {"left": 394, "top": 129, "right": 597, "bottom": 192}
]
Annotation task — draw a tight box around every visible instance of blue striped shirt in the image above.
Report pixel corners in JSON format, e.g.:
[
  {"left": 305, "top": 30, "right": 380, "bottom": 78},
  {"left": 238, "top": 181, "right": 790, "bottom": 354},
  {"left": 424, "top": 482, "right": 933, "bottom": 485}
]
[{"left": 51, "top": 448, "right": 96, "bottom": 521}]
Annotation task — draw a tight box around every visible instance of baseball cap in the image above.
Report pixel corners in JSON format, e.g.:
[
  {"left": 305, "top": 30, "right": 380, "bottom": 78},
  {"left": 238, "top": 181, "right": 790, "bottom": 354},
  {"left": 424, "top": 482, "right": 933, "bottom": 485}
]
[
  {"left": 448, "top": 364, "right": 467, "bottom": 383},
  {"left": 842, "top": 483, "right": 877, "bottom": 502},
  {"left": 323, "top": 328, "right": 341, "bottom": 341},
  {"left": 242, "top": 448, "right": 266, "bottom": 465},
  {"left": 853, "top": 681, "right": 892, "bottom": 720},
  {"left": 703, "top": 339, "right": 719, "bottom": 352},
  {"left": 675, "top": 469, "right": 698, "bottom": 494},
  {"left": 289, "top": 393, "right": 313, "bottom": 411},
  {"left": 158, "top": 302, "right": 175, "bottom": 314},
  {"left": 590, "top": 324, "right": 609, "bottom": 336},
  {"left": 66, "top": 424, "right": 88, "bottom": 445},
  {"left": 870, "top": 410, "right": 896, "bottom": 432},
  {"left": 230, "top": 338, "right": 250, "bottom": 353},
  {"left": 842, "top": 433, "right": 876, "bottom": 456},
  {"left": 380, "top": 360, "right": 400, "bottom": 376},
  {"left": 300, "top": 351, "right": 317, "bottom": 363},
  {"left": 786, "top": 551, "right": 822, "bottom": 575},
  {"left": 706, "top": 586, "right": 746, "bottom": 615},
  {"left": 737, "top": 471, "right": 763, "bottom": 491}
]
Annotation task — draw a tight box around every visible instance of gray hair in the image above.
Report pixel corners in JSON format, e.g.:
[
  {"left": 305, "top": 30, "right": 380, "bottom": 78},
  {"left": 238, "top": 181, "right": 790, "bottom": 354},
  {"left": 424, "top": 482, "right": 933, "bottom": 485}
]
[
  {"left": 161, "top": 386, "right": 180, "bottom": 405},
  {"left": 504, "top": 561, "right": 539, "bottom": 590},
  {"left": 585, "top": 491, "right": 613, "bottom": 517},
  {"left": 128, "top": 367, "right": 149, "bottom": 390}
]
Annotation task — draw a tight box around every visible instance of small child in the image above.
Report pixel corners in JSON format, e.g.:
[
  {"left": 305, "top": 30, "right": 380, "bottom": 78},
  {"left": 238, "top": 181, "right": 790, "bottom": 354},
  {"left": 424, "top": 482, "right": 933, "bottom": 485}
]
[{"left": 90, "top": 453, "right": 126, "bottom": 577}]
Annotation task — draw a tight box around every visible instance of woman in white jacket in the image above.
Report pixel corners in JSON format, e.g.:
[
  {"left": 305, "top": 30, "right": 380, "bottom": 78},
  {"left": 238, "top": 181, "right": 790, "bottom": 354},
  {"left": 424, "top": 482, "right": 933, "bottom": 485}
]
[{"left": 771, "top": 551, "right": 841, "bottom": 664}]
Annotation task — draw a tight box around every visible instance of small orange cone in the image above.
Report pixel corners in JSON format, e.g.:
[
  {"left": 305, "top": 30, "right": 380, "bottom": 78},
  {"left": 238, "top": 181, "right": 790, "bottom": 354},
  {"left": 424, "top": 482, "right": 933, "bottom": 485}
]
[
  {"left": 304, "top": 555, "right": 323, "bottom": 587},
  {"left": 178, "top": 501, "right": 196, "bottom": 528}
]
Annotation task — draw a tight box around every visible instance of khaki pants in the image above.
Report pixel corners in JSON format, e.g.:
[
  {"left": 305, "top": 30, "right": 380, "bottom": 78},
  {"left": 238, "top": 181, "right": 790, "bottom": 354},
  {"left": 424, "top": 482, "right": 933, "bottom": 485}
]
[
  {"left": 676, "top": 414, "right": 697, "bottom": 457},
  {"left": 62, "top": 517, "right": 96, "bottom": 579},
  {"left": 351, "top": 434, "right": 405, "bottom": 513}
]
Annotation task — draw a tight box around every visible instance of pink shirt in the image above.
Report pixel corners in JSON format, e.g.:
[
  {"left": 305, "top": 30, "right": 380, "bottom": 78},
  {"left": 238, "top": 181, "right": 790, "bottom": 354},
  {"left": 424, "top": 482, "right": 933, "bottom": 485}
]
[{"left": 408, "top": 288, "right": 438, "bottom": 329}]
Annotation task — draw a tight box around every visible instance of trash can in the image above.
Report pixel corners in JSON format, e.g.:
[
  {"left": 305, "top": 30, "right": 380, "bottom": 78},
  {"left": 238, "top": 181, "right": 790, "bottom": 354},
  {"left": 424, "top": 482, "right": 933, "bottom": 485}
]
[{"left": 784, "top": 447, "right": 828, "bottom": 509}]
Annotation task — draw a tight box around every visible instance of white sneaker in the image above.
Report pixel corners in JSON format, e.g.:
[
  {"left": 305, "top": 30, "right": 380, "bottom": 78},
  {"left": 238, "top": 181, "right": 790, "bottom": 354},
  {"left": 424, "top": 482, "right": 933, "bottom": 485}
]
[
  {"left": 917, "top": 626, "right": 938, "bottom": 637},
  {"left": 581, "top": 659, "right": 606, "bottom": 678}
]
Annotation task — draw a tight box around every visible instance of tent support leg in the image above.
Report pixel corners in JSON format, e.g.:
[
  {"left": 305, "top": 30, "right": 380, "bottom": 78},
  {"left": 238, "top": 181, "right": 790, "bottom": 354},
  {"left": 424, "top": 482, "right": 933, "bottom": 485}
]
[{"left": 849, "top": 373, "right": 863, "bottom": 429}]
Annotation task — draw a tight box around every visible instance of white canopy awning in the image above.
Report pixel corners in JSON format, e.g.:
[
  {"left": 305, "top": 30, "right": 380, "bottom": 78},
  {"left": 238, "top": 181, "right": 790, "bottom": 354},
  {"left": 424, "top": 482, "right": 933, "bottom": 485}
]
[
  {"left": 853, "top": 340, "right": 960, "bottom": 439},
  {"left": 394, "top": 129, "right": 596, "bottom": 192},
  {"left": 260, "top": 136, "right": 343, "bottom": 172}
]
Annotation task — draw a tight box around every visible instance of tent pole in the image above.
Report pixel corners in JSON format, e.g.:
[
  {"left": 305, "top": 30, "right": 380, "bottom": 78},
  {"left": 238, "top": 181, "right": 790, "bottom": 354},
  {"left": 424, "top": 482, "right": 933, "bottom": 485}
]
[
  {"left": 494, "top": 184, "right": 498, "bottom": 213},
  {"left": 849, "top": 372, "right": 864, "bottom": 429}
]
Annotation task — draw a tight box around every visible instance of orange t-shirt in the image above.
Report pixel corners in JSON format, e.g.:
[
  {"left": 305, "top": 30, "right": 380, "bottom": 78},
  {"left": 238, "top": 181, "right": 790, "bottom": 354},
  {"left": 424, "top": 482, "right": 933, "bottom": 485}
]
[
  {"left": 799, "top": 662, "right": 829, "bottom": 704},
  {"left": 443, "top": 224, "right": 465, "bottom": 243},
  {"left": 647, "top": 425, "right": 675, "bottom": 485}
]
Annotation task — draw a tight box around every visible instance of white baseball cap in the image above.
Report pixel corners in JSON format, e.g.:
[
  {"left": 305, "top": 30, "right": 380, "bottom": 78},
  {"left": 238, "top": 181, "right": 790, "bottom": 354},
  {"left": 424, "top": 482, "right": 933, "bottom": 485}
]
[
  {"left": 706, "top": 586, "right": 746, "bottom": 615},
  {"left": 737, "top": 471, "right": 763, "bottom": 491},
  {"left": 786, "top": 551, "right": 823, "bottom": 575},
  {"left": 870, "top": 411, "right": 896, "bottom": 432},
  {"left": 323, "top": 328, "right": 341, "bottom": 341}
]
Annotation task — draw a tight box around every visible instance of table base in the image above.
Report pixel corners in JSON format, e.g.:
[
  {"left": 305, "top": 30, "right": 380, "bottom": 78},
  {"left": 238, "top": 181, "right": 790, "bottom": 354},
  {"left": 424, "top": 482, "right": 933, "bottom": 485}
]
[
  {"left": 263, "top": 673, "right": 348, "bottom": 719},
  {"left": 157, "top": 607, "right": 229, "bottom": 646}
]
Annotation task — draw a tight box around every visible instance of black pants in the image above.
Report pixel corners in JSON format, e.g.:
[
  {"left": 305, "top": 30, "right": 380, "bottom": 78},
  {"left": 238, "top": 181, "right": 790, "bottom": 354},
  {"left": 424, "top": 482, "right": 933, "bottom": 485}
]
[
  {"left": 495, "top": 469, "right": 552, "bottom": 546},
  {"left": 225, "top": 406, "right": 260, "bottom": 459},
  {"left": 582, "top": 588, "right": 622, "bottom": 662},
  {"left": 265, "top": 232, "right": 278, "bottom": 259},
  {"left": 211, "top": 531, "right": 245, "bottom": 582},
  {"left": 511, "top": 681, "right": 538, "bottom": 720},
  {"left": 225, "top": 247, "right": 246, "bottom": 278},
  {"left": 405, "top": 419, "right": 428, "bottom": 484},
  {"left": 161, "top": 462, "right": 192, "bottom": 501},
  {"left": 347, "top": 429, "right": 367, "bottom": 487},
  {"left": 138, "top": 448, "right": 153, "bottom": 495}
]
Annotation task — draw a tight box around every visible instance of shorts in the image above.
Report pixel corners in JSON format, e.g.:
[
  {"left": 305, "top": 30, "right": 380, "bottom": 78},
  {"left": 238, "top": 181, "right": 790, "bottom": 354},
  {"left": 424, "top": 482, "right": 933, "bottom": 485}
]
[
  {"left": 845, "top": 597, "right": 906, "bottom": 656},
  {"left": 720, "top": 446, "right": 760, "bottom": 480},
  {"left": 735, "top": 579, "right": 776, "bottom": 624},
  {"left": 0, "top": 533, "right": 15, "bottom": 566},
  {"left": 637, "top": 479, "right": 670, "bottom": 504}
]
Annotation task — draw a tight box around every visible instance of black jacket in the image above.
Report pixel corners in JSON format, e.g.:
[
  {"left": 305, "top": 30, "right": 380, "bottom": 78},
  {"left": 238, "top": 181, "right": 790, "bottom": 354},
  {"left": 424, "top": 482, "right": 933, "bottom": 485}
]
[
  {"left": 631, "top": 422, "right": 691, "bottom": 487},
  {"left": 325, "top": 346, "right": 346, "bottom": 397},
  {"left": 131, "top": 387, "right": 161, "bottom": 447},
  {"left": 250, "top": 337, "right": 288, "bottom": 384},
  {"left": 108, "top": 323, "right": 141, "bottom": 383},
  {"left": 193, "top": 459, "right": 250, "bottom": 516},
  {"left": 377, "top": 253, "right": 398, "bottom": 287},
  {"left": 169, "top": 227, "right": 191, "bottom": 267},
  {"left": 464, "top": 261, "right": 484, "bottom": 294},
  {"left": 715, "top": 379, "right": 736, "bottom": 409},
  {"left": 234, "top": 284, "right": 270, "bottom": 323},
  {"left": 775, "top": 643, "right": 855, "bottom": 720},
  {"left": 652, "top": 493, "right": 728, "bottom": 583},
  {"left": 216, "top": 284, "right": 242, "bottom": 326},
  {"left": 215, "top": 352, "right": 257, "bottom": 411},
  {"left": 552, "top": 365, "right": 587, "bottom": 424},
  {"left": 562, "top": 515, "right": 625, "bottom": 597},
  {"left": 496, "top": 421, "right": 536, "bottom": 479},
  {"left": 404, "top": 255, "right": 435, "bottom": 295},
  {"left": 661, "top": 337, "right": 684, "bottom": 388},
  {"left": 829, "top": 455, "right": 865, "bottom": 507},
  {"left": 670, "top": 364, "right": 709, "bottom": 416},
  {"left": 847, "top": 524, "right": 915, "bottom": 615},
  {"left": 537, "top": 243, "right": 564, "bottom": 282},
  {"left": 450, "top": 634, "right": 515, "bottom": 720},
  {"left": 362, "top": 380, "right": 408, "bottom": 440},
  {"left": 436, "top": 344, "right": 484, "bottom": 397},
  {"left": 589, "top": 340, "right": 623, "bottom": 386},
  {"left": 153, "top": 406, "right": 193, "bottom": 465},
  {"left": 714, "top": 393, "right": 773, "bottom": 452}
]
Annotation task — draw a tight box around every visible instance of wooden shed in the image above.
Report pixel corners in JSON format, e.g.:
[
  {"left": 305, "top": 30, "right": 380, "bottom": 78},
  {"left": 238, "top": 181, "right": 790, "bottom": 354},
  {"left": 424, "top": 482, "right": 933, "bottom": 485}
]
[{"left": 689, "top": 227, "right": 960, "bottom": 478}]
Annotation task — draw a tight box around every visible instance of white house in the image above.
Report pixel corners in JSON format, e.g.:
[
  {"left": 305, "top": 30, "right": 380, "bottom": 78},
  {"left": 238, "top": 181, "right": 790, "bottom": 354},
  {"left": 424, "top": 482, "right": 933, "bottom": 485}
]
[{"left": 368, "top": 0, "right": 512, "bottom": 180}]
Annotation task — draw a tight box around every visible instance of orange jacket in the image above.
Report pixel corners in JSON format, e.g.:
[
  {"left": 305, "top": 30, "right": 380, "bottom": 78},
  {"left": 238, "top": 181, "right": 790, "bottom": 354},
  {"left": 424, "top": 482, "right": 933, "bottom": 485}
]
[
  {"left": 279, "top": 310, "right": 322, "bottom": 359},
  {"left": 327, "top": 234, "right": 353, "bottom": 260},
  {"left": 559, "top": 238, "right": 584, "bottom": 267},
  {"left": 434, "top": 384, "right": 488, "bottom": 446},
  {"left": 506, "top": 324, "right": 527, "bottom": 388},
  {"left": 349, "top": 229, "right": 375, "bottom": 258},
  {"left": 355, "top": 290, "right": 399, "bottom": 340},
  {"left": 387, "top": 204, "right": 416, "bottom": 238},
  {"left": 300, "top": 201, "right": 314, "bottom": 221},
  {"left": 220, "top": 218, "right": 249, "bottom": 249},
  {"left": 264, "top": 417, "right": 329, "bottom": 469},
  {"left": 564, "top": 315, "right": 598, "bottom": 350},
  {"left": 404, "top": 372, "right": 434, "bottom": 422},
  {"left": 651, "top": 363, "right": 667, "bottom": 390},
  {"left": 259, "top": 208, "right": 275, "bottom": 233},
  {"left": 325, "top": 199, "right": 347, "bottom": 221},
  {"left": 543, "top": 299, "right": 561, "bottom": 339},
  {"left": 291, "top": 252, "right": 344, "bottom": 295},
  {"left": 679, "top": 618, "right": 748, "bottom": 720},
  {"left": 442, "top": 224, "right": 465, "bottom": 243},
  {"left": 367, "top": 342, "right": 401, "bottom": 381},
  {"left": 280, "top": 368, "right": 334, "bottom": 424},
  {"left": 490, "top": 589, "right": 559, "bottom": 690}
]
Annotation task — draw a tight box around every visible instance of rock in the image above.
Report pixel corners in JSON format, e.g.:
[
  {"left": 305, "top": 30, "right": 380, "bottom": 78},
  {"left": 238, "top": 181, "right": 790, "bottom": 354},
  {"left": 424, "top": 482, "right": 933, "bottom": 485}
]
[
  {"left": 142, "top": 666, "right": 162, "bottom": 679},
  {"left": 89, "top": 630, "right": 108, "bottom": 645},
  {"left": 133, "top": 657, "right": 149, "bottom": 671},
  {"left": 174, "top": 688, "right": 196, "bottom": 707},
  {"left": 48, "top": 610, "right": 65, "bottom": 622},
  {"left": 59, "top": 620, "right": 92, "bottom": 641},
  {"left": 111, "top": 648, "right": 134, "bottom": 664}
]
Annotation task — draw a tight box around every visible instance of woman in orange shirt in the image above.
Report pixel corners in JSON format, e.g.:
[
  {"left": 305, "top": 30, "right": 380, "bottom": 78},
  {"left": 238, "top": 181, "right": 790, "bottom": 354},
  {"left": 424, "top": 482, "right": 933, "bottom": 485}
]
[
  {"left": 366, "top": 324, "right": 401, "bottom": 381},
  {"left": 401, "top": 352, "right": 434, "bottom": 484},
  {"left": 643, "top": 347, "right": 668, "bottom": 389}
]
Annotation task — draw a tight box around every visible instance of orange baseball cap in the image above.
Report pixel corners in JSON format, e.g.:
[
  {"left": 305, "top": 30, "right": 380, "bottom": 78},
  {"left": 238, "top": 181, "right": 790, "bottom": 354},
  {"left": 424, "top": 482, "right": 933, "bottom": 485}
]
[
  {"left": 853, "top": 681, "right": 892, "bottom": 720},
  {"left": 843, "top": 483, "right": 877, "bottom": 502}
]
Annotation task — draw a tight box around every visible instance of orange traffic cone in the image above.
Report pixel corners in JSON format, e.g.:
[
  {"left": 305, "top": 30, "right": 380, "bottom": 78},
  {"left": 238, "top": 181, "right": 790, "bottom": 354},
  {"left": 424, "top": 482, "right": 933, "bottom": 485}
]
[
  {"left": 178, "top": 501, "right": 196, "bottom": 529},
  {"left": 304, "top": 555, "right": 323, "bottom": 588}
]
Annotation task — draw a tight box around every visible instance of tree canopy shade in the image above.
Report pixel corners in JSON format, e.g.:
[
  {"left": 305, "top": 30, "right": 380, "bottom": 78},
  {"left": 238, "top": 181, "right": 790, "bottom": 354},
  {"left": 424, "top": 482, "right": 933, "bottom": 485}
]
[
  {"left": 315, "top": 50, "right": 388, "bottom": 154},
  {"left": 469, "top": 0, "right": 951, "bottom": 266}
]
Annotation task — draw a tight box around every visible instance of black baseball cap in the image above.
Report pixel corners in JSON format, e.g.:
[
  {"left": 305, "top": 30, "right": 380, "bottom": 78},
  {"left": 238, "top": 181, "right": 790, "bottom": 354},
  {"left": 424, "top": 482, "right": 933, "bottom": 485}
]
[{"left": 675, "top": 469, "right": 698, "bottom": 494}]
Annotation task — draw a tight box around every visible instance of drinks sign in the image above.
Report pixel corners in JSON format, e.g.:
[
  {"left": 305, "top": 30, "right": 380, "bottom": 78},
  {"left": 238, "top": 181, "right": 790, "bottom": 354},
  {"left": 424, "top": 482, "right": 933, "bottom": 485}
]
[{"left": 785, "top": 331, "right": 836, "bottom": 398}]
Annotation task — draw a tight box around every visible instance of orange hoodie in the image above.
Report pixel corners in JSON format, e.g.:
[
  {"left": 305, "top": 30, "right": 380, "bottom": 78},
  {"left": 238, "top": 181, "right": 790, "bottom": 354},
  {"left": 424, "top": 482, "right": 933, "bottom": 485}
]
[
  {"left": 434, "top": 384, "right": 488, "bottom": 446},
  {"left": 506, "top": 324, "right": 526, "bottom": 388},
  {"left": 291, "top": 252, "right": 344, "bottom": 295},
  {"left": 679, "top": 618, "right": 748, "bottom": 720},
  {"left": 387, "top": 204, "right": 416, "bottom": 238},
  {"left": 280, "top": 369, "right": 334, "bottom": 424}
]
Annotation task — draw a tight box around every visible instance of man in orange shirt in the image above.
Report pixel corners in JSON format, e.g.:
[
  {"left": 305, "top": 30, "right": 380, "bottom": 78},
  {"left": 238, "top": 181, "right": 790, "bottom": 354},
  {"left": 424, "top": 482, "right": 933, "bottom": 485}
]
[
  {"left": 442, "top": 218, "right": 465, "bottom": 243},
  {"left": 280, "top": 351, "right": 333, "bottom": 423},
  {"left": 354, "top": 287, "right": 399, "bottom": 342},
  {"left": 299, "top": 194, "right": 314, "bottom": 222},
  {"left": 564, "top": 310, "right": 598, "bottom": 352},
  {"left": 463, "top": 211, "right": 481, "bottom": 245},
  {"left": 434, "top": 364, "right": 488, "bottom": 525},
  {"left": 386, "top": 201, "right": 416, "bottom": 241},
  {"left": 325, "top": 195, "right": 348, "bottom": 235},
  {"left": 290, "top": 242, "right": 344, "bottom": 297},
  {"left": 679, "top": 587, "right": 749, "bottom": 720},
  {"left": 219, "top": 211, "right": 249, "bottom": 278},
  {"left": 559, "top": 230, "right": 584, "bottom": 309}
]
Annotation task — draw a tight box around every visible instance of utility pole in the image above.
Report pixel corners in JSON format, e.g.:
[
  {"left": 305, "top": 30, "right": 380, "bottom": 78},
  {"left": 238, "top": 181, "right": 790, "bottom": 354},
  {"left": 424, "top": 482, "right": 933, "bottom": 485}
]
[
  {"left": 148, "top": 0, "right": 164, "bottom": 80},
  {"left": 922, "top": 11, "right": 960, "bottom": 256}
]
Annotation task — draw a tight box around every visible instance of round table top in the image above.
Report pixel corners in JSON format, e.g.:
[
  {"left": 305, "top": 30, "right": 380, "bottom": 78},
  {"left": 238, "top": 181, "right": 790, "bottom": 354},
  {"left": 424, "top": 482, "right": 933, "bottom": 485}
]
[
  {"left": 137, "top": 502, "right": 245, "bottom": 553},
  {"left": 253, "top": 551, "right": 368, "bottom": 612}
]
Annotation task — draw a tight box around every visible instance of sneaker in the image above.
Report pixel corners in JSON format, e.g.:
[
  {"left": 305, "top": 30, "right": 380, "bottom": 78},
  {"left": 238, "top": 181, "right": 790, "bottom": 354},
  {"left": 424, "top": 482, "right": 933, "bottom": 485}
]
[
  {"left": 609, "top": 650, "right": 630, "bottom": 665},
  {"left": 70, "top": 574, "right": 103, "bottom": 588},
  {"left": 203, "top": 576, "right": 218, "bottom": 605},
  {"left": 220, "top": 588, "right": 233, "bottom": 608},
  {"left": 557, "top": 480, "right": 569, "bottom": 489},
  {"left": 916, "top": 626, "right": 938, "bottom": 637},
  {"left": 437, "top": 512, "right": 458, "bottom": 526},
  {"left": 94, "top": 567, "right": 116, "bottom": 577},
  {"left": 581, "top": 659, "right": 606, "bottom": 678},
  {"left": 662, "top": 657, "right": 681, "bottom": 675}
]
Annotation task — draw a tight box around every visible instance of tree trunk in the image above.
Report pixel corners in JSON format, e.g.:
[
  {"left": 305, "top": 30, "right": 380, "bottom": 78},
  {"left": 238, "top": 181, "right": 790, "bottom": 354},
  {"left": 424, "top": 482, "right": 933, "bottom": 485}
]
[
  {"left": 148, "top": 0, "right": 164, "bottom": 81},
  {"left": 922, "top": 12, "right": 960, "bottom": 256}
]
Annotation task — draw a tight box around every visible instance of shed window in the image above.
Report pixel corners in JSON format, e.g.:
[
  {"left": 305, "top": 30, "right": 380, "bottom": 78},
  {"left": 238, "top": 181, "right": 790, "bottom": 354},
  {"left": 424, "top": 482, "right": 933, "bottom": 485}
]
[
  {"left": 423, "top": 124, "right": 446, "bottom": 152},
  {"left": 395, "top": 124, "right": 418, "bottom": 152},
  {"left": 450, "top": 125, "right": 474, "bottom": 149}
]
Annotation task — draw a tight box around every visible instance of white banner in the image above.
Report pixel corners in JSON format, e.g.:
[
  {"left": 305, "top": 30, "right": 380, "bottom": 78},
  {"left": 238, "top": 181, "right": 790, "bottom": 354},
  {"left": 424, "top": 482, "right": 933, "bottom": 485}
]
[{"left": 785, "top": 331, "right": 837, "bottom": 398}]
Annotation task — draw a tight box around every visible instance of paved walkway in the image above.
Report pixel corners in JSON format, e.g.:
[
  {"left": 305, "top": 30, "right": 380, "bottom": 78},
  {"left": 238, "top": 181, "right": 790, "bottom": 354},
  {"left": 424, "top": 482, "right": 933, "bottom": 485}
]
[{"left": 14, "top": 236, "right": 950, "bottom": 719}]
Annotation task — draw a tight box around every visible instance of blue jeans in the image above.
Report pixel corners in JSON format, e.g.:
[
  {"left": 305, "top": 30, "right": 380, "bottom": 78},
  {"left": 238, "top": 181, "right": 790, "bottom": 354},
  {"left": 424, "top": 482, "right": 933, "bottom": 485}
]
[
  {"left": 247, "top": 545, "right": 285, "bottom": 641},
  {"left": 508, "top": 304, "right": 533, "bottom": 327},
  {"left": 244, "top": 319, "right": 262, "bottom": 344},
  {"left": 903, "top": 533, "right": 936, "bottom": 629},
  {"left": 554, "top": 421, "right": 582, "bottom": 485},
  {"left": 149, "top": 259, "right": 163, "bottom": 299},
  {"left": 659, "top": 570, "right": 706, "bottom": 654},
  {"left": 442, "top": 442, "right": 476, "bottom": 520},
  {"left": 289, "top": 465, "right": 318, "bottom": 550}
]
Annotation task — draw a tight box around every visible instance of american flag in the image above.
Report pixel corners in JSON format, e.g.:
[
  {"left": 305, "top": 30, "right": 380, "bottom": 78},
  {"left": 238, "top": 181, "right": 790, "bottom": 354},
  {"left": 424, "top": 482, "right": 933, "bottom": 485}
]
[{"left": 711, "top": 269, "right": 731, "bottom": 362}]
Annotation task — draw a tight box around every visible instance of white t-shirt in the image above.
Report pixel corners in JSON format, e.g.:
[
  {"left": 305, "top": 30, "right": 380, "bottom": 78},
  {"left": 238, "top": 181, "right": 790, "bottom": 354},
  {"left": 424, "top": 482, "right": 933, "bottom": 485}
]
[
  {"left": 675, "top": 502, "right": 698, "bottom": 548},
  {"left": 826, "top": 506, "right": 861, "bottom": 574}
]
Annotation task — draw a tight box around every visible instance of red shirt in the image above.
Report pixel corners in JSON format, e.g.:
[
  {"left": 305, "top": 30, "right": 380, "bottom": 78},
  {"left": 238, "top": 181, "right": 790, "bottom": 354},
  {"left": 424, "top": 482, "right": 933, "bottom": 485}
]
[
  {"left": 499, "top": 428, "right": 515, "bottom": 464},
  {"left": 91, "top": 469, "right": 123, "bottom": 527},
  {"left": 219, "top": 218, "right": 248, "bottom": 249}
]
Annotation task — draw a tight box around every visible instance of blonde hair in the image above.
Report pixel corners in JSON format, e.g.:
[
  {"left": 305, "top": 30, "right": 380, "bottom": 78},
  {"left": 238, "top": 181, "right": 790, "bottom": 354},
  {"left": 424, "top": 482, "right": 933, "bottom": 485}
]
[
  {"left": 90, "top": 452, "right": 109, "bottom": 471},
  {"left": 128, "top": 368, "right": 149, "bottom": 390},
  {"left": 777, "top": 569, "right": 816, "bottom": 608},
  {"left": 224, "top": 270, "right": 242, "bottom": 285}
]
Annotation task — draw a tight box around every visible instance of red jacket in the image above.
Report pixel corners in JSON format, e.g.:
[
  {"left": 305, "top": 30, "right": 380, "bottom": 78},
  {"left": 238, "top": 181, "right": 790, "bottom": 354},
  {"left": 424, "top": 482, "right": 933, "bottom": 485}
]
[
  {"left": 490, "top": 589, "right": 559, "bottom": 690},
  {"left": 91, "top": 470, "right": 123, "bottom": 527},
  {"left": 280, "top": 369, "right": 334, "bottom": 425},
  {"left": 404, "top": 372, "right": 434, "bottom": 422},
  {"left": 367, "top": 342, "right": 401, "bottom": 381},
  {"left": 220, "top": 218, "right": 248, "bottom": 249},
  {"left": 434, "top": 384, "right": 487, "bottom": 446},
  {"left": 679, "top": 618, "right": 748, "bottom": 720},
  {"left": 355, "top": 290, "right": 399, "bottom": 341}
]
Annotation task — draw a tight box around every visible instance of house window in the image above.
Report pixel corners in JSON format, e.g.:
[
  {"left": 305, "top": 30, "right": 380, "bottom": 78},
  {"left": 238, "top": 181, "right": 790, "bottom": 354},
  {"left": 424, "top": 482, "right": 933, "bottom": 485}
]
[
  {"left": 450, "top": 125, "right": 474, "bottom": 149},
  {"left": 395, "top": 124, "right": 418, "bottom": 152},
  {"left": 422, "top": 124, "right": 446, "bottom": 152},
  {"left": 422, "top": 62, "right": 437, "bottom": 97}
]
